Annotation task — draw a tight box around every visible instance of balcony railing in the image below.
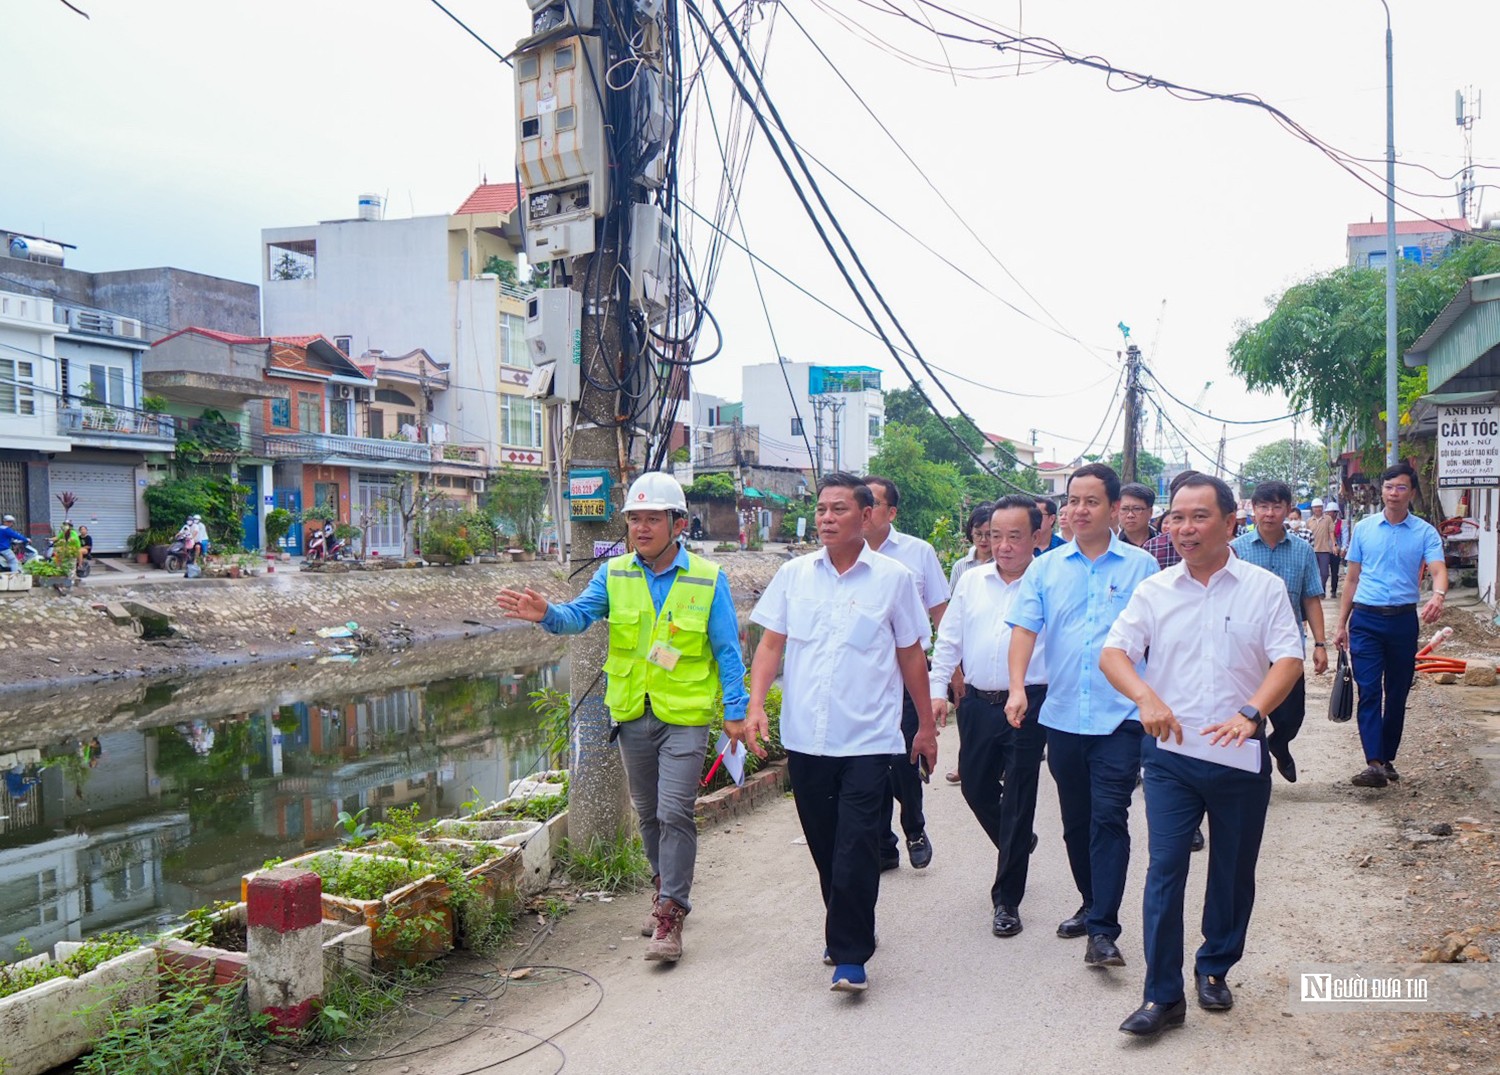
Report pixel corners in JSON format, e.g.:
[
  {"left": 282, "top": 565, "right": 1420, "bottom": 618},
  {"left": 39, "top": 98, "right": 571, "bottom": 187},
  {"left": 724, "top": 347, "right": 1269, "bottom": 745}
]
[
  {"left": 257, "top": 432, "right": 487, "bottom": 468},
  {"left": 58, "top": 405, "right": 175, "bottom": 441},
  {"left": 176, "top": 414, "right": 249, "bottom": 453}
]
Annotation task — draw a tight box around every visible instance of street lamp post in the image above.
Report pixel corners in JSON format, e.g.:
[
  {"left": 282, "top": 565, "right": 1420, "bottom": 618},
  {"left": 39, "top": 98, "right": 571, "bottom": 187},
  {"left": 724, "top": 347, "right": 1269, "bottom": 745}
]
[{"left": 1381, "top": 0, "right": 1398, "bottom": 466}]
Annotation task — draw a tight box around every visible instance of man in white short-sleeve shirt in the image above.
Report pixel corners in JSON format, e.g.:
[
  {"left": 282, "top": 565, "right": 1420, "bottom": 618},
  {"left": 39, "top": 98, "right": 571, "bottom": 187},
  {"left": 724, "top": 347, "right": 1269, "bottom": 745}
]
[
  {"left": 1100, "top": 473, "right": 1303, "bottom": 1038},
  {"left": 738, "top": 472, "right": 936, "bottom": 995},
  {"left": 862, "top": 474, "right": 948, "bottom": 871}
]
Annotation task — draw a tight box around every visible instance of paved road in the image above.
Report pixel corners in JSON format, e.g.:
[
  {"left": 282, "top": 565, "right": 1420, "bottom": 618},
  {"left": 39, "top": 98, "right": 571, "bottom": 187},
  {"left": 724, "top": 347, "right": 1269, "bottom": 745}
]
[{"left": 400, "top": 618, "right": 1401, "bottom": 1075}]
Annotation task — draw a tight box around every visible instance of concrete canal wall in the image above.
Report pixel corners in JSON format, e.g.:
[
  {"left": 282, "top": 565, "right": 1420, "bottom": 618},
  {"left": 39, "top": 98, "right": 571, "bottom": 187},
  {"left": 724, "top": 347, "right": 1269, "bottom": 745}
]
[{"left": 0, "top": 551, "right": 790, "bottom": 692}]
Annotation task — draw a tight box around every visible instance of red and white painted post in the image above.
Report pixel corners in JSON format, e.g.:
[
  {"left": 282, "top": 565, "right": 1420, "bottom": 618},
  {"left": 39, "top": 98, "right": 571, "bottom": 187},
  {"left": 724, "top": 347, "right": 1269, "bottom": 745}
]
[{"left": 246, "top": 867, "right": 324, "bottom": 1034}]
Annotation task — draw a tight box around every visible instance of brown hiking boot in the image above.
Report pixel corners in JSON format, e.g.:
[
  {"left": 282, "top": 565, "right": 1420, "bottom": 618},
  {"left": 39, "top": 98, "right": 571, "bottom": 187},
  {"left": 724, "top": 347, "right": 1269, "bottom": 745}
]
[
  {"left": 642, "top": 874, "right": 660, "bottom": 937},
  {"left": 644, "top": 898, "right": 687, "bottom": 962}
]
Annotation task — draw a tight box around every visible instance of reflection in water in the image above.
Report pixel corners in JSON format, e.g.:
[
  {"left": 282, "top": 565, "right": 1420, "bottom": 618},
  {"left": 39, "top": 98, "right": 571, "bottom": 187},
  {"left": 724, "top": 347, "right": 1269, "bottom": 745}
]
[{"left": 0, "top": 657, "right": 569, "bottom": 964}]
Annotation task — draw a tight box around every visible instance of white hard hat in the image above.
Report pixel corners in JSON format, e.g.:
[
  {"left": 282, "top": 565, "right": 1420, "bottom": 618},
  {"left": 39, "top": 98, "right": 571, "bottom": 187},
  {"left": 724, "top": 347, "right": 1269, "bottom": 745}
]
[
  {"left": 1311, "top": 497, "right": 1324, "bottom": 507},
  {"left": 624, "top": 472, "right": 687, "bottom": 515},
  {"left": 1326, "top": 501, "right": 1341, "bottom": 513}
]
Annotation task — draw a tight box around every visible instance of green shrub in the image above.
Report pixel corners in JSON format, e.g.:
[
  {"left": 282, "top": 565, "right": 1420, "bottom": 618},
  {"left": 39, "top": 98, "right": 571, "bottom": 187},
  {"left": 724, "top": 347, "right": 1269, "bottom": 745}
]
[
  {"left": 0, "top": 932, "right": 140, "bottom": 1000},
  {"left": 76, "top": 981, "right": 263, "bottom": 1075},
  {"left": 701, "top": 677, "right": 784, "bottom": 792},
  {"left": 555, "top": 833, "right": 652, "bottom": 893}
]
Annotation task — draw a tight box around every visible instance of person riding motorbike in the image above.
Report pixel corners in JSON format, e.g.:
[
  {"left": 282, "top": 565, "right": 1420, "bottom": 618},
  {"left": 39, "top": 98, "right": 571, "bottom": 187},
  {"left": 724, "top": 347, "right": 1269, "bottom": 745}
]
[{"left": 1, "top": 515, "right": 27, "bottom": 573}]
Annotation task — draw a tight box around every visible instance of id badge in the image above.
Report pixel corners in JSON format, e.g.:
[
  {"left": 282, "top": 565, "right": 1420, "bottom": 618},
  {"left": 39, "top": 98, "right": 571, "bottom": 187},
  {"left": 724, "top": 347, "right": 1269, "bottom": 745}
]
[{"left": 647, "top": 642, "right": 682, "bottom": 671}]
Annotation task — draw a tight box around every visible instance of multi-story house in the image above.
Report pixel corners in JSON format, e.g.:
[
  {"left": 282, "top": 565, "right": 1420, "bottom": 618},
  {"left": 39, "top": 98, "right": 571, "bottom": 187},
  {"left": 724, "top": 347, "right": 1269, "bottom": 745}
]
[
  {"left": 740, "top": 360, "right": 884, "bottom": 475},
  {"left": 259, "top": 186, "right": 547, "bottom": 487}
]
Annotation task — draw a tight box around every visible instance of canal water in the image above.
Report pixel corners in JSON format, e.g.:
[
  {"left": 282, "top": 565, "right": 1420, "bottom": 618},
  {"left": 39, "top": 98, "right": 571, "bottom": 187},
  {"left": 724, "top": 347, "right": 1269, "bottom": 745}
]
[{"left": 0, "top": 636, "right": 572, "bottom": 965}]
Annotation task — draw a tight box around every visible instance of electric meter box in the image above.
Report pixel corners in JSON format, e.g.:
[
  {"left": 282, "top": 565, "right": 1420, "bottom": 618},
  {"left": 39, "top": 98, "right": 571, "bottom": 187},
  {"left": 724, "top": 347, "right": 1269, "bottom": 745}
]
[{"left": 525, "top": 288, "right": 581, "bottom": 401}]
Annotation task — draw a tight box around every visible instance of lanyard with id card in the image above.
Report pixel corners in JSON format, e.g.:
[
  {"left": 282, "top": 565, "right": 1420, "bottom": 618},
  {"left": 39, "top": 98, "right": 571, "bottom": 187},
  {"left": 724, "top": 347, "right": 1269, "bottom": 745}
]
[{"left": 647, "top": 611, "right": 683, "bottom": 671}]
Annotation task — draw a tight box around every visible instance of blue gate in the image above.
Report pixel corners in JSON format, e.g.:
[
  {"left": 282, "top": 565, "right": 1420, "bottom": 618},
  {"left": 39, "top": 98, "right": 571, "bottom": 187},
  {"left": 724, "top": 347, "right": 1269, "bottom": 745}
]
[
  {"left": 241, "top": 472, "right": 260, "bottom": 550},
  {"left": 273, "top": 489, "right": 303, "bottom": 553}
]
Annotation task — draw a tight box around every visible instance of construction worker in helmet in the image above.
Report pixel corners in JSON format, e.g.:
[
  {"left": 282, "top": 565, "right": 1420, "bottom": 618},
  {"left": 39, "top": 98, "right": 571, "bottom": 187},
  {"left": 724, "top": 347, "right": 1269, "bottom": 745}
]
[{"left": 496, "top": 470, "right": 746, "bottom": 964}]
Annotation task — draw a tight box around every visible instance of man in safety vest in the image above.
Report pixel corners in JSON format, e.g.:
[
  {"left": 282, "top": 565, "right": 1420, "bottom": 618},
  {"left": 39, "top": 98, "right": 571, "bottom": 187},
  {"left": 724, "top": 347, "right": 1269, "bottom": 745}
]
[{"left": 496, "top": 471, "right": 747, "bottom": 962}]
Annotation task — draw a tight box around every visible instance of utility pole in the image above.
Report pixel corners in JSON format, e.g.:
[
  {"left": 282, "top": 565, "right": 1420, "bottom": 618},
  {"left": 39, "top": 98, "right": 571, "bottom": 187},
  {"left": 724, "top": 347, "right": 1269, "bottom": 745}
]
[
  {"left": 1215, "top": 424, "right": 1228, "bottom": 480},
  {"left": 1121, "top": 343, "right": 1143, "bottom": 483},
  {"left": 1381, "top": 0, "right": 1398, "bottom": 467}
]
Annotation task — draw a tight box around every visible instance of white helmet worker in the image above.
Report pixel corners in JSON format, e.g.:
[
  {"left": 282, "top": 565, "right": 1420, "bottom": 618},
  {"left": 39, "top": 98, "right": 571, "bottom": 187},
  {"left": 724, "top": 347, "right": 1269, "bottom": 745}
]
[{"left": 624, "top": 472, "right": 687, "bottom": 516}]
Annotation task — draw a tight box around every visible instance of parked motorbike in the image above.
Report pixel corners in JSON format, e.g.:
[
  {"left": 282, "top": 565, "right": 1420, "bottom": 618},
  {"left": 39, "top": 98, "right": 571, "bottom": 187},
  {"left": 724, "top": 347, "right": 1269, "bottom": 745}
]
[
  {"left": 163, "top": 537, "right": 188, "bottom": 574},
  {"left": 4, "top": 538, "right": 39, "bottom": 570},
  {"left": 305, "top": 532, "right": 347, "bottom": 562}
]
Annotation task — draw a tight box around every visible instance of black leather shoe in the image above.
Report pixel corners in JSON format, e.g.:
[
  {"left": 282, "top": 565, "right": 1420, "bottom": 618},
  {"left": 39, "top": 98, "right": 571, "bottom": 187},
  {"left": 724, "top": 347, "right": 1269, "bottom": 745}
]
[
  {"left": 992, "top": 904, "right": 1022, "bottom": 937},
  {"left": 1382, "top": 761, "right": 1400, "bottom": 783},
  {"left": 1352, "top": 763, "right": 1388, "bottom": 788},
  {"left": 1195, "top": 971, "right": 1233, "bottom": 1011},
  {"left": 1276, "top": 754, "right": 1298, "bottom": 783},
  {"left": 1029, "top": 832, "right": 1039, "bottom": 854},
  {"left": 1084, "top": 934, "right": 1125, "bottom": 967},
  {"left": 1190, "top": 827, "right": 1205, "bottom": 852},
  {"left": 879, "top": 854, "right": 900, "bottom": 872},
  {"left": 907, "top": 832, "right": 933, "bottom": 869},
  {"left": 1119, "top": 998, "right": 1186, "bottom": 1036},
  {"left": 1057, "top": 905, "right": 1089, "bottom": 939}
]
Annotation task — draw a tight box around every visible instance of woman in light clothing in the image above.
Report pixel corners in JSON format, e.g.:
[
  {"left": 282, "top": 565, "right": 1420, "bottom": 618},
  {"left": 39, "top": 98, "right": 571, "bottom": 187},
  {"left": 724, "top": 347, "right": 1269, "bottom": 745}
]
[{"left": 945, "top": 502, "right": 994, "bottom": 783}]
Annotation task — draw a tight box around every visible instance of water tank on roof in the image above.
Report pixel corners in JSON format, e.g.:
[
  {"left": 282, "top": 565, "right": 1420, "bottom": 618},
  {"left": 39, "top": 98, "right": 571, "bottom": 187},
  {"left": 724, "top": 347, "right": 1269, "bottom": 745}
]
[
  {"left": 8, "top": 236, "right": 65, "bottom": 264},
  {"left": 357, "top": 193, "right": 383, "bottom": 221}
]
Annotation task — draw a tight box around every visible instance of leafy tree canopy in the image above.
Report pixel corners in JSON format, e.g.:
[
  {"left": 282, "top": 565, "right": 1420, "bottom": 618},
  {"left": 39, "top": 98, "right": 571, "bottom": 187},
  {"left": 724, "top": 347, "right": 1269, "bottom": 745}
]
[
  {"left": 1229, "top": 241, "right": 1500, "bottom": 453},
  {"left": 866, "top": 422, "right": 965, "bottom": 542},
  {"left": 1239, "top": 438, "right": 1331, "bottom": 501},
  {"left": 1098, "top": 450, "right": 1167, "bottom": 490}
]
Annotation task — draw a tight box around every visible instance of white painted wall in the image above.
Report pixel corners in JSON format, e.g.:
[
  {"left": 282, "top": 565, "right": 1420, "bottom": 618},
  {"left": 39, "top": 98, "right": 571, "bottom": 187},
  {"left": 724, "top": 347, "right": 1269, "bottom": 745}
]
[
  {"left": 741, "top": 361, "right": 813, "bottom": 470},
  {"left": 0, "top": 290, "right": 71, "bottom": 453}
]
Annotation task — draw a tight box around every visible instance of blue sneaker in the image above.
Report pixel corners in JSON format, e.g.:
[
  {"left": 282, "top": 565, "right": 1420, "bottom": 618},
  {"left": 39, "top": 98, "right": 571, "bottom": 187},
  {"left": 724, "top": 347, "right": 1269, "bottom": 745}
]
[{"left": 830, "top": 964, "right": 867, "bottom": 992}]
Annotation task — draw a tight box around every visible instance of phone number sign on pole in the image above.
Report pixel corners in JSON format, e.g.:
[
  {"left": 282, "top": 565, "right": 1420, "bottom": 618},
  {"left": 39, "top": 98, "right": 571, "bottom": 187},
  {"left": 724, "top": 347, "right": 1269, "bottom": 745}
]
[{"left": 568, "top": 468, "right": 614, "bottom": 520}]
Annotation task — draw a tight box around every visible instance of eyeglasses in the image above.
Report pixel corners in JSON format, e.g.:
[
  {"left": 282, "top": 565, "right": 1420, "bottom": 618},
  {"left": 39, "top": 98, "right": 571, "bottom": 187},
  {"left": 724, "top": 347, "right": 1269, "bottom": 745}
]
[{"left": 1119, "top": 505, "right": 1150, "bottom": 515}]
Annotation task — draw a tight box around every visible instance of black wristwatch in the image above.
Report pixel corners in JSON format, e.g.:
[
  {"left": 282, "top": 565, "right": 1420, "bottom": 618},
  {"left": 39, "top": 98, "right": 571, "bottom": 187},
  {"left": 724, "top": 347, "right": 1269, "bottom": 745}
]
[
  {"left": 1237, "top": 705, "right": 1265, "bottom": 729},
  {"left": 1313, "top": 642, "right": 1327, "bottom": 648}
]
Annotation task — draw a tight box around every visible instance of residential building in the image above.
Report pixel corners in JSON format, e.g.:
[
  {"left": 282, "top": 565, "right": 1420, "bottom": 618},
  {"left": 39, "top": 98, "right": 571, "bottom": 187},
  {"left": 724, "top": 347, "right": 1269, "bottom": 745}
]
[
  {"left": 1346, "top": 218, "right": 1470, "bottom": 270},
  {"left": 1035, "top": 461, "right": 1075, "bottom": 499},
  {"left": 1, "top": 229, "right": 260, "bottom": 340},
  {"left": 740, "top": 360, "right": 883, "bottom": 474},
  {"left": 260, "top": 187, "right": 546, "bottom": 480}
]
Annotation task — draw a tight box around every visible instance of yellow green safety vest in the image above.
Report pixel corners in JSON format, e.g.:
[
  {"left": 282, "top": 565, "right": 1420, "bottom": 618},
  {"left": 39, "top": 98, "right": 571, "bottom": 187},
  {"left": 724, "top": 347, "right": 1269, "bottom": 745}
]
[{"left": 602, "top": 549, "right": 722, "bottom": 725}]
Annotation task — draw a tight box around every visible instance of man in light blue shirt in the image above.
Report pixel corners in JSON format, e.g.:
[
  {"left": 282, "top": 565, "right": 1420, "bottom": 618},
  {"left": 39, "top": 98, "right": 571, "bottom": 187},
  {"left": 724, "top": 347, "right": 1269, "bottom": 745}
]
[
  {"left": 1007, "top": 463, "right": 1158, "bottom": 968},
  {"left": 1333, "top": 462, "right": 1447, "bottom": 789}
]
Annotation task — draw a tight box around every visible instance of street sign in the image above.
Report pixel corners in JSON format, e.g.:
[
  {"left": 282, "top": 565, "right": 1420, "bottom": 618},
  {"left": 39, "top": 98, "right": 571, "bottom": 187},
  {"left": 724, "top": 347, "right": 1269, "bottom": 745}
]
[
  {"left": 1437, "top": 403, "right": 1500, "bottom": 488},
  {"left": 568, "top": 468, "right": 613, "bottom": 520}
]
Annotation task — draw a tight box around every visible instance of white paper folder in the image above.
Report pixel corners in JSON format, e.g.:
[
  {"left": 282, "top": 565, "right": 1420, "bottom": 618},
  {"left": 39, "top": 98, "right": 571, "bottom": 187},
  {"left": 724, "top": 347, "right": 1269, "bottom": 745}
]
[{"left": 1156, "top": 727, "right": 1262, "bottom": 773}]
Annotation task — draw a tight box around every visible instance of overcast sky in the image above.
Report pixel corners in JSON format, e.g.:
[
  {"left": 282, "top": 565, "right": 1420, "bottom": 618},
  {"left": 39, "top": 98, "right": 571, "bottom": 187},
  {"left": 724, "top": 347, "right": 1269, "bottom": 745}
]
[{"left": 4, "top": 0, "right": 1493, "bottom": 475}]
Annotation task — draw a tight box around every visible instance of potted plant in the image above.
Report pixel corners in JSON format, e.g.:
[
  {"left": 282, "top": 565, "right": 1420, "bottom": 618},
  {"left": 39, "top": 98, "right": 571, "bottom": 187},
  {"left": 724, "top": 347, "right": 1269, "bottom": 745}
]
[{"left": 126, "top": 530, "right": 153, "bottom": 565}]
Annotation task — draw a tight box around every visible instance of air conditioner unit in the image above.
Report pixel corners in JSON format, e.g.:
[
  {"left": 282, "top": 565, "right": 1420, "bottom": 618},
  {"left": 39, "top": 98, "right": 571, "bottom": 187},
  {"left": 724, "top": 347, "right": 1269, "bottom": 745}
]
[
  {"left": 336, "top": 385, "right": 353, "bottom": 400},
  {"left": 357, "top": 387, "right": 374, "bottom": 403},
  {"left": 471, "top": 478, "right": 487, "bottom": 494}
]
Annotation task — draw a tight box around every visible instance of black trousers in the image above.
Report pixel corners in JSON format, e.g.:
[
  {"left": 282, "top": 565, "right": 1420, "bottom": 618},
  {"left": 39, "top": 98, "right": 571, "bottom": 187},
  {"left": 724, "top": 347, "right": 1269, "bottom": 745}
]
[
  {"left": 881, "top": 690, "right": 925, "bottom": 858},
  {"left": 957, "top": 685, "right": 1047, "bottom": 908},
  {"left": 1266, "top": 673, "right": 1306, "bottom": 765},
  {"left": 788, "top": 750, "right": 892, "bottom": 966}
]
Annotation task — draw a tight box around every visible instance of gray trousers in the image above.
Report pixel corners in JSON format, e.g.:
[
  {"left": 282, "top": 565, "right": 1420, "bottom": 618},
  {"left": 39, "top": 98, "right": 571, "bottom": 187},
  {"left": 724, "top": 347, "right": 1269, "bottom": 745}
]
[{"left": 615, "top": 713, "right": 710, "bottom": 911}]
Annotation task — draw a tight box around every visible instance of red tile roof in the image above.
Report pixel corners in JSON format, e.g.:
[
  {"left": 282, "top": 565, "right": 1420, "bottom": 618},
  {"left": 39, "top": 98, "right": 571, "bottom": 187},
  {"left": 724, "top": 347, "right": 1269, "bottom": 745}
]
[
  {"left": 1347, "top": 218, "right": 1470, "bottom": 239},
  {"left": 152, "top": 326, "right": 267, "bottom": 347},
  {"left": 455, "top": 183, "right": 521, "bottom": 216}
]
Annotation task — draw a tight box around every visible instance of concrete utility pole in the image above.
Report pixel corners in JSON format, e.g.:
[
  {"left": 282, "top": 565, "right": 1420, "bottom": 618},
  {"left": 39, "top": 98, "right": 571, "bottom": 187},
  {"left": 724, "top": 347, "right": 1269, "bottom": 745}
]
[
  {"left": 565, "top": 241, "right": 633, "bottom": 848},
  {"left": 1121, "top": 343, "right": 1142, "bottom": 483},
  {"left": 1381, "top": 0, "right": 1399, "bottom": 467}
]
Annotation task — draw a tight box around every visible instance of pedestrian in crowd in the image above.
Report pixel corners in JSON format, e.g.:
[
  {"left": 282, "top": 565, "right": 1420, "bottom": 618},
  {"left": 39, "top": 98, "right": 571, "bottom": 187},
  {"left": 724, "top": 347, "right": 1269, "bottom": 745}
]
[
  {"left": 932, "top": 495, "right": 1048, "bottom": 938},
  {"left": 861, "top": 474, "right": 948, "bottom": 871},
  {"left": 1231, "top": 481, "right": 1329, "bottom": 783},
  {"left": 949, "top": 501, "right": 995, "bottom": 594},
  {"left": 1058, "top": 502, "right": 1074, "bottom": 543},
  {"left": 495, "top": 471, "right": 746, "bottom": 962},
  {"left": 1101, "top": 473, "right": 1304, "bottom": 1038},
  {"left": 1333, "top": 462, "right": 1448, "bottom": 788},
  {"left": 1143, "top": 471, "right": 1199, "bottom": 570},
  {"left": 0, "top": 514, "right": 25, "bottom": 573},
  {"left": 738, "top": 472, "right": 937, "bottom": 993},
  {"left": 1035, "top": 497, "right": 1065, "bottom": 556},
  {"left": 1328, "top": 501, "right": 1346, "bottom": 590},
  {"left": 1006, "top": 462, "right": 1158, "bottom": 967},
  {"left": 77, "top": 525, "right": 93, "bottom": 577},
  {"left": 1118, "top": 483, "right": 1157, "bottom": 547},
  {"left": 1308, "top": 498, "right": 1339, "bottom": 597}
]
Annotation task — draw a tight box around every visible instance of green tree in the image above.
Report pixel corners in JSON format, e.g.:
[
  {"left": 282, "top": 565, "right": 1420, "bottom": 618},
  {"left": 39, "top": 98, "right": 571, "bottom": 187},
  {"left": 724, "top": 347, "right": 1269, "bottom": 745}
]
[
  {"left": 487, "top": 466, "right": 547, "bottom": 549},
  {"left": 1239, "top": 438, "right": 1331, "bottom": 500},
  {"left": 881, "top": 384, "right": 986, "bottom": 472},
  {"left": 1229, "top": 241, "right": 1500, "bottom": 461},
  {"left": 866, "top": 422, "right": 965, "bottom": 542},
  {"left": 1099, "top": 450, "right": 1166, "bottom": 490},
  {"left": 685, "top": 472, "right": 736, "bottom": 501}
]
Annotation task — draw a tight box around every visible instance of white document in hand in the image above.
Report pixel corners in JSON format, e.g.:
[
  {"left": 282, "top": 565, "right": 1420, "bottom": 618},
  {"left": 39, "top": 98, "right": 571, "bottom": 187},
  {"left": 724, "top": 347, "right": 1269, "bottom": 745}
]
[
  {"left": 1157, "top": 723, "right": 1262, "bottom": 774},
  {"left": 714, "top": 732, "right": 747, "bottom": 786}
]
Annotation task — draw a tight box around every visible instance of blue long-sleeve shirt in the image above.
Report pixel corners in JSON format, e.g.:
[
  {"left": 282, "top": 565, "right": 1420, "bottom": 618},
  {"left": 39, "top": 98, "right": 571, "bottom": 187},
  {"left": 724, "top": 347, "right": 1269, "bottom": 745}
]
[
  {"left": 540, "top": 543, "right": 748, "bottom": 721},
  {"left": 0, "top": 526, "right": 27, "bottom": 547}
]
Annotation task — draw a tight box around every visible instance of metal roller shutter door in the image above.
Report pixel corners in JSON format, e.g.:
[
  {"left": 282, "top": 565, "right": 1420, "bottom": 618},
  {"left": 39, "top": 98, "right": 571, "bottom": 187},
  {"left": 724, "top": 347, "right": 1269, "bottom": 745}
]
[{"left": 47, "top": 462, "right": 138, "bottom": 553}]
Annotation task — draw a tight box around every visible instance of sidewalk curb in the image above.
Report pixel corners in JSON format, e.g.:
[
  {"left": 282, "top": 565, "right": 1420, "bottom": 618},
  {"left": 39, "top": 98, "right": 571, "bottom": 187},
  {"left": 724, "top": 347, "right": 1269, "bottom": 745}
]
[{"left": 695, "top": 759, "right": 787, "bottom": 827}]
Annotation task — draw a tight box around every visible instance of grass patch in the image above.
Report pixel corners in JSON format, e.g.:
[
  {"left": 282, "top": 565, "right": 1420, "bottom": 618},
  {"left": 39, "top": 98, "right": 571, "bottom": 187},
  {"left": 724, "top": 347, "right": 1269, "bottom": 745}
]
[
  {"left": 0, "top": 933, "right": 140, "bottom": 1000},
  {"left": 76, "top": 981, "right": 263, "bottom": 1075},
  {"left": 555, "top": 833, "right": 652, "bottom": 894}
]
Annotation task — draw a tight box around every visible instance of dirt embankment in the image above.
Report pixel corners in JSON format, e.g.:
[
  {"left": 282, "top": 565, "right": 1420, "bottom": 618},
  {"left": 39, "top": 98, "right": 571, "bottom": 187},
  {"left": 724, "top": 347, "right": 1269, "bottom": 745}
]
[{"left": 0, "top": 551, "right": 788, "bottom": 693}]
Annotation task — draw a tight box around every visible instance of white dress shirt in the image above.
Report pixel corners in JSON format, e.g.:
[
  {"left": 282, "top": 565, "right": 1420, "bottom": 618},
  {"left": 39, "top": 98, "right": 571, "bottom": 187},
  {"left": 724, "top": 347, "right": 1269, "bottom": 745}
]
[
  {"left": 870, "top": 527, "right": 949, "bottom": 613},
  {"left": 752, "top": 544, "right": 931, "bottom": 757},
  {"left": 930, "top": 562, "right": 1047, "bottom": 696},
  {"left": 1104, "top": 555, "right": 1302, "bottom": 730}
]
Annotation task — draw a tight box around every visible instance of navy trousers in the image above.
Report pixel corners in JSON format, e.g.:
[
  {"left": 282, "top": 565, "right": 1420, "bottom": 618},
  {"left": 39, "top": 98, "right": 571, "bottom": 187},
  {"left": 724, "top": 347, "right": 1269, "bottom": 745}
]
[
  {"left": 1139, "top": 736, "right": 1272, "bottom": 1005},
  {"left": 956, "top": 685, "right": 1047, "bottom": 908},
  {"left": 788, "top": 751, "right": 892, "bottom": 966},
  {"left": 881, "top": 690, "right": 925, "bottom": 858},
  {"left": 1348, "top": 605, "right": 1419, "bottom": 764},
  {"left": 1046, "top": 720, "right": 1142, "bottom": 941}
]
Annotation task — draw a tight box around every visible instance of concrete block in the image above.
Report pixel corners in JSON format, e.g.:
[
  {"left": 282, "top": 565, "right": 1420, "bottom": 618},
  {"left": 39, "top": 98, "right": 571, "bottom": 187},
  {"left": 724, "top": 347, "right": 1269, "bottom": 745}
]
[
  {"left": 247, "top": 867, "right": 323, "bottom": 1034},
  {"left": 0, "top": 946, "right": 156, "bottom": 1075},
  {"left": 248, "top": 867, "right": 322, "bottom": 933},
  {"left": 1462, "top": 663, "right": 1497, "bottom": 687}
]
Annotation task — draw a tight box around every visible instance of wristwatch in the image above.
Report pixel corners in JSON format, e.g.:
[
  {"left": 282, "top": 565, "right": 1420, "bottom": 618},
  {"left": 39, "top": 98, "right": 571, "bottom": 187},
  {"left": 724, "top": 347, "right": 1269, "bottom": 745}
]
[
  {"left": 1313, "top": 642, "right": 1327, "bottom": 648},
  {"left": 1237, "top": 705, "right": 1265, "bottom": 729}
]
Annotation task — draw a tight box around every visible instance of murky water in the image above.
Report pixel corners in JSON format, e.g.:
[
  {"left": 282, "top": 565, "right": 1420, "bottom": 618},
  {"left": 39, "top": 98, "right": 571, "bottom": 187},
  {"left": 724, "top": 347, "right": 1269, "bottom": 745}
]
[{"left": 0, "top": 641, "right": 570, "bottom": 964}]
